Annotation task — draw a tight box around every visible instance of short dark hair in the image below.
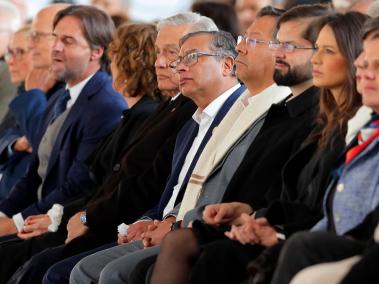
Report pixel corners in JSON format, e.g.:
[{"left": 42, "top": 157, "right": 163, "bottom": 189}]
[
  {"left": 256, "top": 5, "right": 286, "bottom": 19},
  {"left": 276, "top": 4, "right": 332, "bottom": 44},
  {"left": 53, "top": 5, "right": 115, "bottom": 72},
  {"left": 362, "top": 17, "right": 379, "bottom": 40},
  {"left": 179, "top": 30, "right": 237, "bottom": 75}
]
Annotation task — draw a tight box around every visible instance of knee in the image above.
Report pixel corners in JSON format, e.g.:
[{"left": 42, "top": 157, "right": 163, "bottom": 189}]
[
  {"left": 161, "top": 229, "right": 199, "bottom": 258},
  {"left": 42, "top": 264, "right": 64, "bottom": 284},
  {"left": 99, "top": 262, "right": 125, "bottom": 284},
  {"left": 69, "top": 262, "right": 83, "bottom": 284}
]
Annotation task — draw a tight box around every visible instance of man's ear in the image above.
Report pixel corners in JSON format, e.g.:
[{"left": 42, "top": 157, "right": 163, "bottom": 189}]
[
  {"left": 90, "top": 46, "right": 104, "bottom": 61},
  {"left": 222, "top": 56, "right": 235, "bottom": 76}
]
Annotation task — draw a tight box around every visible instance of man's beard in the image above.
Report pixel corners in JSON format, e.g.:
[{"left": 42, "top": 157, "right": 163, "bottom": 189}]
[{"left": 273, "top": 59, "right": 312, "bottom": 87}]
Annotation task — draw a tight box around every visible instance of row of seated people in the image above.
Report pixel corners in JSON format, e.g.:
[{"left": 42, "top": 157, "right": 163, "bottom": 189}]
[{"left": 0, "top": 2, "right": 378, "bottom": 284}]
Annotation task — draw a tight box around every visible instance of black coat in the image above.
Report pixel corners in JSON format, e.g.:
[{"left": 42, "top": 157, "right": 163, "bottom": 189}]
[
  {"left": 220, "top": 86, "right": 319, "bottom": 210},
  {"left": 88, "top": 95, "right": 161, "bottom": 185},
  {"left": 85, "top": 95, "right": 196, "bottom": 232}
]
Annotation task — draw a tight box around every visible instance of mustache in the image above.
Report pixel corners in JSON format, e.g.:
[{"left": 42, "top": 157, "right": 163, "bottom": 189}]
[{"left": 275, "top": 59, "right": 290, "bottom": 68}]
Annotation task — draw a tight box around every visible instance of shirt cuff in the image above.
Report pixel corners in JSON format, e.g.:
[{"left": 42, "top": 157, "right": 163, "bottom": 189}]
[
  {"left": 0, "top": 211, "right": 7, "bottom": 218},
  {"left": 163, "top": 213, "right": 177, "bottom": 220},
  {"left": 276, "top": 232, "right": 286, "bottom": 240},
  {"left": 46, "top": 204, "right": 64, "bottom": 232},
  {"left": 12, "top": 213, "right": 24, "bottom": 232}
]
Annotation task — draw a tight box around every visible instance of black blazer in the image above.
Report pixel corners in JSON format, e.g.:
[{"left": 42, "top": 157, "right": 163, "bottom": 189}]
[
  {"left": 220, "top": 86, "right": 319, "bottom": 211},
  {"left": 88, "top": 95, "right": 161, "bottom": 185},
  {"left": 85, "top": 95, "right": 196, "bottom": 232}
]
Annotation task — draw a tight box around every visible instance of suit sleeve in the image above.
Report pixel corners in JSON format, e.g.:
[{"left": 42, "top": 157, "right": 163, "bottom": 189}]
[
  {"left": 18, "top": 95, "right": 126, "bottom": 217},
  {"left": 9, "top": 89, "right": 48, "bottom": 148}
]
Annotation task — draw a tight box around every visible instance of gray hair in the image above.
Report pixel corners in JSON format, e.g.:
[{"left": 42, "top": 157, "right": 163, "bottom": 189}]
[
  {"left": 368, "top": 1, "right": 379, "bottom": 17},
  {"left": 0, "top": 0, "right": 21, "bottom": 32},
  {"left": 157, "top": 12, "right": 218, "bottom": 32},
  {"left": 179, "top": 30, "right": 237, "bottom": 76}
]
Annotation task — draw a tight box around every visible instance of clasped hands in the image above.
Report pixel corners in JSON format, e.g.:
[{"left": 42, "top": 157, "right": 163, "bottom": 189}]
[
  {"left": 202, "top": 202, "right": 279, "bottom": 247},
  {"left": 116, "top": 216, "right": 176, "bottom": 248}
]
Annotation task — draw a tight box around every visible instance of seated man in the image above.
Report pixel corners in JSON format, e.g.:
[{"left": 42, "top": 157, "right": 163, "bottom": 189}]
[
  {"left": 0, "top": 5, "right": 126, "bottom": 238},
  {"left": 70, "top": 5, "right": 319, "bottom": 284},
  {"left": 0, "top": 12, "right": 212, "bottom": 283}
]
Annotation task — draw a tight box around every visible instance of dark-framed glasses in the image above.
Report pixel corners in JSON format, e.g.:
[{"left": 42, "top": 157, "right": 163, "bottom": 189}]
[
  {"left": 268, "top": 41, "right": 315, "bottom": 53},
  {"left": 237, "top": 35, "right": 267, "bottom": 48},
  {"left": 4, "top": 48, "right": 29, "bottom": 61},
  {"left": 169, "top": 51, "right": 218, "bottom": 69}
]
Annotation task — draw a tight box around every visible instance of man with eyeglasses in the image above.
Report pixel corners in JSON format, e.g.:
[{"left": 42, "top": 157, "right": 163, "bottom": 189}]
[
  {"left": 0, "top": 4, "right": 70, "bottom": 190},
  {"left": 145, "top": 5, "right": 328, "bottom": 283},
  {"left": 67, "top": 28, "right": 245, "bottom": 284},
  {"left": 0, "top": 3, "right": 126, "bottom": 258},
  {"left": 0, "top": 5, "right": 69, "bottom": 201},
  {"left": 70, "top": 5, "right": 320, "bottom": 284}
]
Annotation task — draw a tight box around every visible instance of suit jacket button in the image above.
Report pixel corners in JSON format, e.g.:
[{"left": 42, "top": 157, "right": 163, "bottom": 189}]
[
  {"left": 113, "top": 163, "right": 121, "bottom": 171},
  {"left": 336, "top": 183, "right": 344, "bottom": 192}
]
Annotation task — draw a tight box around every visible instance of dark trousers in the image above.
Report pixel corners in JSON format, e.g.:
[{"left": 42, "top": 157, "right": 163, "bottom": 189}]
[
  {"left": 0, "top": 197, "right": 87, "bottom": 283},
  {"left": 270, "top": 231, "right": 366, "bottom": 284},
  {"left": 0, "top": 230, "right": 66, "bottom": 283},
  {"left": 340, "top": 243, "right": 379, "bottom": 284},
  {"left": 42, "top": 243, "right": 115, "bottom": 284},
  {"left": 190, "top": 238, "right": 264, "bottom": 284},
  {"left": 6, "top": 231, "right": 115, "bottom": 284}
]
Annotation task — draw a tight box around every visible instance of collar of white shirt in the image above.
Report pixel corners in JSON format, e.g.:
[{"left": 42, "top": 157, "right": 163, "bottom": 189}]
[
  {"left": 65, "top": 72, "right": 96, "bottom": 109},
  {"left": 192, "top": 83, "right": 241, "bottom": 126}
]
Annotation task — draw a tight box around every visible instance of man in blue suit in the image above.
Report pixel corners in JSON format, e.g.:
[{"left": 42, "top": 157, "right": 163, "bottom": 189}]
[{"left": 0, "top": 5, "right": 126, "bottom": 237}]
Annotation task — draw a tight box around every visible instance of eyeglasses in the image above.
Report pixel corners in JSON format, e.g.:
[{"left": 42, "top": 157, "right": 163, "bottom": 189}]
[
  {"left": 268, "top": 41, "right": 315, "bottom": 53},
  {"left": 169, "top": 51, "right": 218, "bottom": 69},
  {"left": 4, "top": 48, "right": 29, "bottom": 61},
  {"left": 237, "top": 35, "right": 267, "bottom": 48},
  {"left": 29, "top": 31, "right": 53, "bottom": 43}
]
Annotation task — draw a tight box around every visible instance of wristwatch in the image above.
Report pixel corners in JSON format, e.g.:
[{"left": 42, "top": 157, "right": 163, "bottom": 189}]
[
  {"left": 80, "top": 211, "right": 87, "bottom": 225},
  {"left": 170, "top": 220, "right": 182, "bottom": 231}
]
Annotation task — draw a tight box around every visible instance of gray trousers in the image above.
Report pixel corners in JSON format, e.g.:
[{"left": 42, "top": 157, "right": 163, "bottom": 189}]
[{"left": 70, "top": 240, "right": 160, "bottom": 284}]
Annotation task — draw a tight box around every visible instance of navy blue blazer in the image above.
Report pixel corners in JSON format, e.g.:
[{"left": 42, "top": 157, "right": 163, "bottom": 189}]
[
  {"left": 0, "top": 83, "right": 64, "bottom": 199},
  {"left": 143, "top": 84, "right": 246, "bottom": 220},
  {"left": 0, "top": 71, "right": 126, "bottom": 218}
]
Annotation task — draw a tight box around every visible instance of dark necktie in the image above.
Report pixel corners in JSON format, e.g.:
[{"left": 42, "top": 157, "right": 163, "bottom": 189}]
[{"left": 52, "top": 89, "right": 71, "bottom": 121}]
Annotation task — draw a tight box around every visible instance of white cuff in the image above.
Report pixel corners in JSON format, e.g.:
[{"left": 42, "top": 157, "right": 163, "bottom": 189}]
[
  {"left": 0, "top": 211, "right": 8, "bottom": 218},
  {"left": 46, "top": 204, "right": 64, "bottom": 232},
  {"left": 12, "top": 213, "right": 25, "bottom": 232},
  {"left": 117, "top": 223, "right": 129, "bottom": 236},
  {"left": 276, "top": 232, "right": 286, "bottom": 240}
]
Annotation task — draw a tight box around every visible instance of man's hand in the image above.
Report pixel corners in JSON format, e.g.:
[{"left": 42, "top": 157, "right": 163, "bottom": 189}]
[
  {"left": 25, "top": 67, "right": 57, "bottom": 93},
  {"left": 203, "top": 202, "right": 253, "bottom": 226},
  {"left": 142, "top": 217, "right": 175, "bottom": 248},
  {"left": 13, "top": 136, "right": 32, "bottom": 153},
  {"left": 225, "top": 214, "right": 278, "bottom": 247},
  {"left": 116, "top": 221, "right": 154, "bottom": 245},
  {"left": 17, "top": 214, "right": 51, "bottom": 240},
  {"left": 0, "top": 217, "right": 17, "bottom": 237},
  {"left": 65, "top": 211, "right": 89, "bottom": 244}
]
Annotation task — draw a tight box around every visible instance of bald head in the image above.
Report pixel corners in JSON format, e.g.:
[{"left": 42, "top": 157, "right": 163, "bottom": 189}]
[{"left": 30, "top": 4, "right": 70, "bottom": 68}]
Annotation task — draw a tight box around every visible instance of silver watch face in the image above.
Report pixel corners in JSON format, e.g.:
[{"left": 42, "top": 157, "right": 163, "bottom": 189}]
[{"left": 80, "top": 212, "right": 87, "bottom": 224}]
